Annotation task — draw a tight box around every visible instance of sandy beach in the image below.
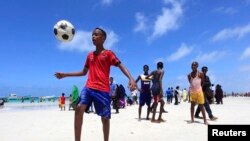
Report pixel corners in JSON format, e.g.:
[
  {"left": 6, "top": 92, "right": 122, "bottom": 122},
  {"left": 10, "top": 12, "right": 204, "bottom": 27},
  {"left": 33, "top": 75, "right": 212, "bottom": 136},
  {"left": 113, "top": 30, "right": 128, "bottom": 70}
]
[{"left": 0, "top": 97, "right": 250, "bottom": 141}]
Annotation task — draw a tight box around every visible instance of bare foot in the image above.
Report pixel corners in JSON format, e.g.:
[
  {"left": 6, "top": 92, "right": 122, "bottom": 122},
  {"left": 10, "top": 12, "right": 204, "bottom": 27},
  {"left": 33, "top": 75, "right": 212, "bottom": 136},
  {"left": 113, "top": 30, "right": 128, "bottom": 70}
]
[
  {"left": 158, "top": 118, "right": 166, "bottom": 122},
  {"left": 151, "top": 119, "right": 160, "bottom": 123},
  {"left": 187, "top": 120, "right": 194, "bottom": 124}
]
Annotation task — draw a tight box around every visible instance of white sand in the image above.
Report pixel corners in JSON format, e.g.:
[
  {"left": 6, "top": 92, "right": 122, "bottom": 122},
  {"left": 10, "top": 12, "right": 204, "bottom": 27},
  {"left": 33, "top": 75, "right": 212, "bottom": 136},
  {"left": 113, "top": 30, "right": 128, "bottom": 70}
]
[{"left": 0, "top": 97, "right": 250, "bottom": 141}]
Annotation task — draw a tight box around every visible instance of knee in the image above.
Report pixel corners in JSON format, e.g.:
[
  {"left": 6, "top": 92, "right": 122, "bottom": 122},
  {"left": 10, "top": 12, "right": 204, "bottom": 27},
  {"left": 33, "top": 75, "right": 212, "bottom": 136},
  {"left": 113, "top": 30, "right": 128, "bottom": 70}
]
[
  {"left": 75, "top": 109, "right": 81, "bottom": 116},
  {"left": 102, "top": 118, "right": 110, "bottom": 124},
  {"left": 75, "top": 107, "right": 85, "bottom": 115}
]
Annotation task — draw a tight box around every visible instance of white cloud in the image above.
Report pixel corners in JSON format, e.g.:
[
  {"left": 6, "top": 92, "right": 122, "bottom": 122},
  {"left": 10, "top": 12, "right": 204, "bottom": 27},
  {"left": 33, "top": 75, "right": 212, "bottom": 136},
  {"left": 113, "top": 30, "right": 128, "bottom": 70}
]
[
  {"left": 167, "top": 43, "right": 193, "bottom": 62},
  {"left": 213, "top": 7, "right": 238, "bottom": 15},
  {"left": 58, "top": 31, "right": 93, "bottom": 52},
  {"left": 148, "top": 0, "right": 183, "bottom": 41},
  {"left": 240, "top": 47, "right": 250, "bottom": 60},
  {"left": 212, "top": 22, "right": 250, "bottom": 42},
  {"left": 101, "top": 0, "right": 113, "bottom": 5},
  {"left": 195, "top": 51, "right": 226, "bottom": 63},
  {"left": 58, "top": 29, "right": 119, "bottom": 52},
  {"left": 133, "top": 12, "right": 147, "bottom": 33},
  {"left": 105, "top": 30, "right": 119, "bottom": 50}
]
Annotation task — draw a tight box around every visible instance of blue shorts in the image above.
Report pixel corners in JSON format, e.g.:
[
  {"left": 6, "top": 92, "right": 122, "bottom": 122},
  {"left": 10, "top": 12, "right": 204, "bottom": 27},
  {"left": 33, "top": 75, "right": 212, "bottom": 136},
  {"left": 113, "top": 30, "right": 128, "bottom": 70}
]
[
  {"left": 78, "top": 87, "right": 111, "bottom": 119},
  {"left": 139, "top": 92, "right": 152, "bottom": 107}
]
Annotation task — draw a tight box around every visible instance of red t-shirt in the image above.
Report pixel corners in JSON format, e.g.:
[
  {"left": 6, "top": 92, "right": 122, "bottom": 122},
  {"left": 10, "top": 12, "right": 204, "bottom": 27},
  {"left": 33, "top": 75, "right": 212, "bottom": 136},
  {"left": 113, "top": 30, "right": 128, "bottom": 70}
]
[
  {"left": 60, "top": 96, "right": 65, "bottom": 104},
  {"left": 85, "top": 50, "right": 120, "bottom": 93}
]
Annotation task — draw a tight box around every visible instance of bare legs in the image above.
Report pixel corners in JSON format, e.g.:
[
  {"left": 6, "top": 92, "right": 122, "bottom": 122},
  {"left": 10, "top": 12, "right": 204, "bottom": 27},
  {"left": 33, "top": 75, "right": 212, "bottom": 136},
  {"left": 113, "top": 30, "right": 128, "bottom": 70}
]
[
  {"left": 138, "top": 106, "right": 142, "bottom": 120},
  {"left": 151, "top": 99, "right": 165, "bottom": 123},
  {"left": 158, "top": 99, "right": 165, "bottom": 122},
  {"left": 102, "top": 117, "right": 110, "bottom": 141},
  {"left": 146, "top": 105, "right": 150, "bottom": 120},
  {"left": 138, "top": 105, "right": 151, "bottom": 120},
  {"left": 190, "top": 102, "right": 195, "bottom": 123},
  {"left": 199, "top": 104, "right": 207, "bottom": 124},
  {"left": 190, "top": 102, "right": 207, "bottom": 124},
  {"left": 75, "top": 105, "right": 87, "bottom": 141},
  {"left": 74, "top": 105, "right": 110, "bottom": 141}
]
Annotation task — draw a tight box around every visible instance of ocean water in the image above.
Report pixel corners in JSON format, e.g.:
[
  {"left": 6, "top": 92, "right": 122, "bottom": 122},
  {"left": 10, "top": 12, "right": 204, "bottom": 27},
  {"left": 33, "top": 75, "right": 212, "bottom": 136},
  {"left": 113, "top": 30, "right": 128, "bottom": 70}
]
[{"left": 0, "top": 98, "right": 70, "bottom": 112}]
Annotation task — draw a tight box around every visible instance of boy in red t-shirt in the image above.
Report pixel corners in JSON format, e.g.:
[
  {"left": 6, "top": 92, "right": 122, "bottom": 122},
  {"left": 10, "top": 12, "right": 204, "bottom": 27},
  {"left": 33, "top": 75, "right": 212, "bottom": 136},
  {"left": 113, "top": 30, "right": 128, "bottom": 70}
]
[{"left": 55, "top": 27, "right": 137, "bottom": 141}]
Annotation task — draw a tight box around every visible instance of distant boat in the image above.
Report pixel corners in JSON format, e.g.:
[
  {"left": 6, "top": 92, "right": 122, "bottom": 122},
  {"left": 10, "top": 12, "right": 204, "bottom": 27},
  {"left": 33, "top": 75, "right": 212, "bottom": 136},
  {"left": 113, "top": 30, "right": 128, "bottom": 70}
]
[
  {"left": 7, "top": 94, "right": 31, "bottom": 101},
  {"left": 43, "top": 95, "right": 56, "bottom": 99},
  {"left": 42, "top": 95, "right": 56, "bottom": 102},
  {"left": 7, "top": 93, "right": 18, "bottom": 100}
]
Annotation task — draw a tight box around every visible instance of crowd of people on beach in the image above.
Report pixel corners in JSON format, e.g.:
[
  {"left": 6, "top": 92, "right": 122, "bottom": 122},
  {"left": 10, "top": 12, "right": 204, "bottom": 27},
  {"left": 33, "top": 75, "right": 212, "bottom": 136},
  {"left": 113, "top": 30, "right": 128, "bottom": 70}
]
[
  {"left": 2, "top": 27, "right": 248, "bottom": 141},
  {"left": 8, "top": 27, "right": 244, "bottom": 141},
  {"left": 57, "top": 60, "right": 226, "bottom": 125}
]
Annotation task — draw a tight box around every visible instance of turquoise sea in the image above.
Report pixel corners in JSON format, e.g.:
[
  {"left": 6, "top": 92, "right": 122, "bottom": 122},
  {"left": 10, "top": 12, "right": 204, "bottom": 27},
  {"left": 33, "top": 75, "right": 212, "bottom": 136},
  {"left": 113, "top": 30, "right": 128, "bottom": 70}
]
[{"left": 0, "top": 97, "right": 70, "bottom": 112}]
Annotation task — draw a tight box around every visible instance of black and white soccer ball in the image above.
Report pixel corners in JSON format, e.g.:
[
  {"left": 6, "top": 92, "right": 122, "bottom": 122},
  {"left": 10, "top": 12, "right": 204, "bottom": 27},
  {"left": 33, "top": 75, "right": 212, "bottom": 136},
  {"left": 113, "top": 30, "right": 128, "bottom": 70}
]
[{"left": 53, "top": 20, "right": 75, "bottom": 42}]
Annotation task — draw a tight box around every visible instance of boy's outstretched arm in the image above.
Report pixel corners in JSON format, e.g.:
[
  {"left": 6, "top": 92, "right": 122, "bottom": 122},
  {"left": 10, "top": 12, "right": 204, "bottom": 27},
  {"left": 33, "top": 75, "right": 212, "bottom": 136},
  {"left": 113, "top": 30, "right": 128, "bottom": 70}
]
[
  {"left": 55, "top": 67, "right": 88, "bottom": 79},
  {"left": 118, "top": 63, "right": 137, "bottom": 91}
]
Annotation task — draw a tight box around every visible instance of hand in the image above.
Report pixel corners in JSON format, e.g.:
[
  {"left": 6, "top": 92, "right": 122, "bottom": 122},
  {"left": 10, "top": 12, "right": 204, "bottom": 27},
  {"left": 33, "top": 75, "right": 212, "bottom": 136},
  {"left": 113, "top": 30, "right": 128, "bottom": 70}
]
[
  {"left": 128, "top": 79, "right": 137, "bottom": 91},
  {"left": 54, "top": 72, "right": 65, "bottom": 79}
]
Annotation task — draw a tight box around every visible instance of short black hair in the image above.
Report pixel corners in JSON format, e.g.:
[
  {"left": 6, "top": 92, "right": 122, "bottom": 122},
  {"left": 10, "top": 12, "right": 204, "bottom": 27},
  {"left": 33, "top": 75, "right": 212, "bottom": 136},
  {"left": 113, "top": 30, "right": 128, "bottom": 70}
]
[
  {"left": 95, "top": 27, "right": 107, "bottom": 40},
  {"left": 143, "top": 65, "right": 149, "bottom": 69},
  {"left": 157, "top": 62, "right": 163, "bottom": 69},
  {"left": 192, "top": 61, "right": 198, "bottom": 66},
  {"left": 202, "top": 66, "right": 208, "bottom": 70}
]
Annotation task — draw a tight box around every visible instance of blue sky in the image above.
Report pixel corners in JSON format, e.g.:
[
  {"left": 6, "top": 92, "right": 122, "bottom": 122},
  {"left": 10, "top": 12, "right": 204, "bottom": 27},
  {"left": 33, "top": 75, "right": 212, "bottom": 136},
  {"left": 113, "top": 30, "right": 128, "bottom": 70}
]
[{"left": 1, "top": 0, "right": 250, "bottom": 97}]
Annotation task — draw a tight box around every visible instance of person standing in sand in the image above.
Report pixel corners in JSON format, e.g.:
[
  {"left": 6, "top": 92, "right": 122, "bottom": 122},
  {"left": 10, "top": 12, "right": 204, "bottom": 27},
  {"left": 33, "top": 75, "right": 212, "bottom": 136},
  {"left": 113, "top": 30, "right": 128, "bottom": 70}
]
[
  {"left": 187, "top": 61, "right": 207, "bottom": 124},
  {"left": 146, "top": 62, "right": 165, "bottom": 123},
  {"left": 60, "top": 93, "right": 66, "bottom": 111},
  {"left": 109, "top": 77, "right": 119, "bottom": 114},
  {"left": 215, "top": 84, "right": 223, "bottom": 104},
  {"left": 194, "top": 66, "right": 217, "bottom": 121},
  {"left": 69, "top": 94, "right": 74, "bottom": 110},
  {"left": 135, "top": 65, "right": 152, "bottom": 120},
  {"left": 55, "top": 27, "right": 137, "bottom": 141}
]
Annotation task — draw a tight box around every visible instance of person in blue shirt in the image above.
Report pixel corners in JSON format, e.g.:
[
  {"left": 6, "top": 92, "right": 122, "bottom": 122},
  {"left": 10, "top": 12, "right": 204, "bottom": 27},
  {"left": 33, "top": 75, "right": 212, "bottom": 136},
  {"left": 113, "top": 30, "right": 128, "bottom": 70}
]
[{"left": 110, "top": 77, "right": 119, "bottom": 113}]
